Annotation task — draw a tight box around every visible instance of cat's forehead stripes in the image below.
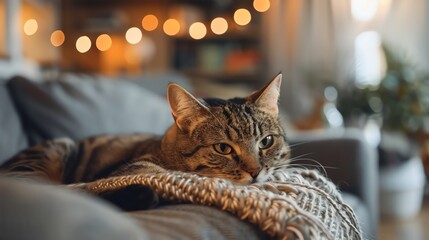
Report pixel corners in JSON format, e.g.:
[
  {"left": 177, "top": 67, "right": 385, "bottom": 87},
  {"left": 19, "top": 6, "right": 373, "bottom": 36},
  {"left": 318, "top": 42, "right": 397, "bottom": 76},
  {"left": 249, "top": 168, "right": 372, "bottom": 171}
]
[{"left": 203, "top": 100, "right": 273, "bottom": 143}]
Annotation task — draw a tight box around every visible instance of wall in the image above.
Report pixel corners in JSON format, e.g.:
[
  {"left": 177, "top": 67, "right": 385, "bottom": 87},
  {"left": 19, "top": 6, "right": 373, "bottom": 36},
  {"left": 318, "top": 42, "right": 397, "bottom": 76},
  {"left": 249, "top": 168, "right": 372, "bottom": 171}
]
[
  {"left": 379, "top": 0, "right": 429, "bottom": 69},
  {"left": 0, "top": 0, "right": 59, "bottom": 81},
  {"left": 263, "top": 0, "right": 429, "bottom": 120}
]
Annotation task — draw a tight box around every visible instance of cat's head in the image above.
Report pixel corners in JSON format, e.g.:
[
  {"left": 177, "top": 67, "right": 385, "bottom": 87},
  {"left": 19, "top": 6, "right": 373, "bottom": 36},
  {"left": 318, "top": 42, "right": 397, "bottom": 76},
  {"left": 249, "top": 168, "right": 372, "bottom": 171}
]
[{"left": 164, "top": 74, "right": 289, "bottom": 184}]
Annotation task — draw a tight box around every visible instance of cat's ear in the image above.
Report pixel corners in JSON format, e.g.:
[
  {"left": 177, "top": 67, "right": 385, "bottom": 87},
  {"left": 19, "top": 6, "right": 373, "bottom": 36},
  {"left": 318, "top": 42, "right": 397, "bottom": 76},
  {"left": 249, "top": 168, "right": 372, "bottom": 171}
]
[
  {"left": 167, "top": 83, "right": 210, "bottom": 131},
  {"left": 248, "top": 73, "right": 282, "bottom": 115}
]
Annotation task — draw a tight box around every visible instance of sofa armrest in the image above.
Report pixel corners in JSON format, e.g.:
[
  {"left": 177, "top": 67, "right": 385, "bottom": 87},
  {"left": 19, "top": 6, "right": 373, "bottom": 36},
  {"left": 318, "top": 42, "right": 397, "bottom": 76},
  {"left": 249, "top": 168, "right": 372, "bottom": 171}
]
[{"left": 287, "top": 128, "right": 378, "bottom": 239}]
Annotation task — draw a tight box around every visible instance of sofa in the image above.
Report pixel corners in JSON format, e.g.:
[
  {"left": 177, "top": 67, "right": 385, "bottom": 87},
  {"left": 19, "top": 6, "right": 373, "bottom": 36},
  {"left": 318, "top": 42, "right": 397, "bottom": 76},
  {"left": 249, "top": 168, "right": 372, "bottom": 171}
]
[{"left": 0, "top": 73, "right": 378, "bottom": 239}]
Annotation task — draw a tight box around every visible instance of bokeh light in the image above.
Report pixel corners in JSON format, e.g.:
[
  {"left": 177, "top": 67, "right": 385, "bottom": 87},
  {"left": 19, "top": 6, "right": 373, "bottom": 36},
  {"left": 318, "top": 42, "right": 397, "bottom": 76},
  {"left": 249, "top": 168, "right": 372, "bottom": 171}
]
[
  {"left": 351, "top": 0, "right": 380, "bottom": 22},
  {"left": 354, "top": 31, "right": 384, "bottom": 88},
  {"left": 253, "top": 0, "right": 271, "bottom": 13},
  {"left": 234, "top": 9, "right": 252, "bottom": 26},
  {"left": 163, "top": 19, "right": 180, "bottom": 36},
  {"left": 50, "top": 30, "right": 65, "bottom": 47},
  {"left": 124, "top": 36, "right": 156, "bottom": 65},
  {"left": 76, "top": 36, "right": 91, "bottom": 53},
  {"left": 189, "top": 22, "right": 207, "bottom": 40},
  {"left": 124, "top": 45, "right": 139, "bottom": 64},
  {"left": 210, "top": 17, "right": 228, "bottom": 35},
  {"left": 96, "top": 34, "right": 112, "bottom": 51},
  {"left": 142, "top": 14, "right": 159, "bottom": 31},
  {"left": 125, "top": 27, "right": 142, "bottom": 44},
  {"left": 24, "top": 19, "right": 38, "bottom": 36}
]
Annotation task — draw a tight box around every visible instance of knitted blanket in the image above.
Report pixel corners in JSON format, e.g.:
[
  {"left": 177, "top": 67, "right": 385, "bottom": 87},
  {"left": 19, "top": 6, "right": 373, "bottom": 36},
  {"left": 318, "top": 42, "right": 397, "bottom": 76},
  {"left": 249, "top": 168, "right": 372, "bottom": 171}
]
[{"left": 68, "top": 168, "right": 362, "bottom": 240}]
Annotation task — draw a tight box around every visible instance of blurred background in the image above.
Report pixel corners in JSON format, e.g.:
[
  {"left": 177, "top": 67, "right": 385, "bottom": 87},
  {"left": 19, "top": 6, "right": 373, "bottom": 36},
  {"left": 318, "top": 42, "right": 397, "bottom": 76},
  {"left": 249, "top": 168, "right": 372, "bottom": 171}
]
[
  {"left": 1, "top": 0, "right": 428, "bottom": 124},
  {"left": 1, "top": 0, "right": 429, "bottom": 239}
]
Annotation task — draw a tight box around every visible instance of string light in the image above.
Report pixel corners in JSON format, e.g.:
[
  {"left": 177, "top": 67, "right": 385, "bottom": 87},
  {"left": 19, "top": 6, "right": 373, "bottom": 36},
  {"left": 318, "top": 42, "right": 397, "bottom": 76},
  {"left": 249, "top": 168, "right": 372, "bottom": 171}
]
[
  {"left": 253, "top": 0, "right": 270, "bottom": 13},
  {"left": 50, "top": 30, "right": 65, "bottom": 47},
  {"left": 189, "top": 22, "right": 207, "bottom": 40},
  {"left": 76, "top": 36, "right": 91, "bottom": 53},
  {"left": 211, "top": 17, "right": 228, "bottom": 35},
  {"left": 125, "top": 27, "right": 142, "bottom": 44},
  {"left": 142, "top": 14, "right": 159, "bottom": 31},
  {"left": 234, "top": 8, "right": 252, "bottom": 26},
  {"left": 96, "top": 34, "right": 112, "bottom": 51},
  {"left": 163, "top": 19, "right": 180, "bottom": 36},
  {"left": 43, "top": 6, "right": 270, "bottom": 53},
  {"left": 24, "top": 19, "right": 38, "bottom": 36}
]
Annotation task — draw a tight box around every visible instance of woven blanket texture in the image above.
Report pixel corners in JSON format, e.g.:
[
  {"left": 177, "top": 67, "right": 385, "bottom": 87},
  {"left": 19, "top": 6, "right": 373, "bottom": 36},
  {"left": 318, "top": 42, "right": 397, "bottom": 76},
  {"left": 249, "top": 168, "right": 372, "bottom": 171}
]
[{"left": 69, "top": 168, "right": 363, "bottom": 240}]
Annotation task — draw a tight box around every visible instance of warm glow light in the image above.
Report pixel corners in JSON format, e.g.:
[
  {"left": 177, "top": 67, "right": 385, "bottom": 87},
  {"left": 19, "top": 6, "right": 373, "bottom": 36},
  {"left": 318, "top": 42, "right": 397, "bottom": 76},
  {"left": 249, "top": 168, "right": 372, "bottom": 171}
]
[
  {"left": 253, "top": 0, "right": 270, "bottom": 13},
  {"left": 234, "top": 9, "right": 251, "bottom": 26},
  {"left": 351, "top": 0, "right": 380, "bottom": 21},
  {"left": 96, "top": 34, "right": 112, "bottom": 51},
  {"left": 24, "top": 19, "right": 38, "bottom": 36},
  {"left": 50, "top": 30, "right": 65, "bottom": 47},
  {"left": 125, "top": 27, "right": 142, "bottom": 44},
  {"left": 163, "top": 19, "right": 180, "bottom": 36},
  {"left": 76, "top": 36, "right": 91, "bottom": 53},
  {"left": 189, "top": 22, "right": 207, "bottom": 40},
  {"left": 142, "top": 14, "right": 159, "bottom": 31},
  {"left": 210, "top": 17, "right": 228, "bottom": 35},
  {"left": 124, "top": 45, "right": 138, "bottom": 64}
]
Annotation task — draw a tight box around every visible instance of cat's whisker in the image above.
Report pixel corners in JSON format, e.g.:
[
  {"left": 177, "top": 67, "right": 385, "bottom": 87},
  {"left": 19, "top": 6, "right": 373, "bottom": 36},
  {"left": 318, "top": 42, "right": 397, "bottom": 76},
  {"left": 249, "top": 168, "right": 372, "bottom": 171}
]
[
  {"left": 268, "top": 154, "right": 336, "bottom": 178},
  {"left": 285, "top": 157, "right": 322, "bottom": 166},
  {"left": 285, "top": 158, "right": 328, "bottom": 177},
  {"left": 284, "top": 153, "right": 314, "bottom": 162},
  {"left": 287, "top": 141, "right": 312, "bottom": 149},
  {"left": 285, "top": 163, "right": 334, "bottom": 171}
]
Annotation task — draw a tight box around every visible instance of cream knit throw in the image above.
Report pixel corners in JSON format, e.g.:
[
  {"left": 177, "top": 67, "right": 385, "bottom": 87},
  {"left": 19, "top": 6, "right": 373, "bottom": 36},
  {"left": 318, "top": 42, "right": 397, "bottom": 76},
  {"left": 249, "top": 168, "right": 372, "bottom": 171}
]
[{"left": 69, "top": 168, "right": 362, "bottom": 240}]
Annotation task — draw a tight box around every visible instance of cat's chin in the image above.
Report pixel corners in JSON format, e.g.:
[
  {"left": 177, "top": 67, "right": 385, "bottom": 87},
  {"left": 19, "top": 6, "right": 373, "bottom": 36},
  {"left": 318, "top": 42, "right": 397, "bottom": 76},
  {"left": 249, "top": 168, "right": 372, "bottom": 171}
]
[
  {"left": 230, "top": 175, "right": 254, "bottom": 185},
  {"left": 254, "top": 174, "right": 270, "bottom": 183}
]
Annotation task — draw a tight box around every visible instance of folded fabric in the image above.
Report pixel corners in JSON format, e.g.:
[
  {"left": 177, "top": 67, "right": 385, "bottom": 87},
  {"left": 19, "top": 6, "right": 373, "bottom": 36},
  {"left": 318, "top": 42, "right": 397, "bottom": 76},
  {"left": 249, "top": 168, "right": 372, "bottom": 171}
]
[{"left": 69, "top": 169, "right": 363, "bottom": 240}]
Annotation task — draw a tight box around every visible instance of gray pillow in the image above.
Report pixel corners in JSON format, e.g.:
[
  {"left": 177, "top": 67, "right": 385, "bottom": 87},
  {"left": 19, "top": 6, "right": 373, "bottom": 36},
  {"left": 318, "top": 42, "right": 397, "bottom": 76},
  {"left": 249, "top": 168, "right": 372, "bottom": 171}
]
[
  {"left": 122, "top": 72, "right": 193, "bottom": 97},
  {"left": 7, "top": 75, "right": 174, "bottom": 144},
  {"left": 0, "top": 84, "right": 28, "bottom": 163}
]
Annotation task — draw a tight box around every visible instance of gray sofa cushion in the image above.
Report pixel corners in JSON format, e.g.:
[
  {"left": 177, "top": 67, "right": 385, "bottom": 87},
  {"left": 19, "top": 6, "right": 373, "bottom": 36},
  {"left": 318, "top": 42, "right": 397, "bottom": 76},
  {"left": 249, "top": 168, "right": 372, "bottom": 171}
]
[
  {"left": 342, "top": 192, "right": 372, "bottom": 240},
  {"left": 7, "top": 75, "right": 174, "bottom": 144},
  {"left": 0, "top": 177, "right": 147, "bottom": 240},
  {"left": 0, "top": 83, "right": 28, "bottom": 164},
  {"left": 0, "top": 177, "right": 265, "bottom": 240},
  {"left": 130, "top": 205, "right": 266, "bottom": 240}
]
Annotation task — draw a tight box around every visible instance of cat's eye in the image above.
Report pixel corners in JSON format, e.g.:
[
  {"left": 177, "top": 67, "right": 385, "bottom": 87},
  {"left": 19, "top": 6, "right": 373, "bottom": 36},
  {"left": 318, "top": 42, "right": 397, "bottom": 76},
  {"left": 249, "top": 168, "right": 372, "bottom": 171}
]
[
  {"left": 259, "top": 135, "right": 274, "bottom": 149},
  {"left": 213, "top": 143, "right": 233, "bottom": 155}
]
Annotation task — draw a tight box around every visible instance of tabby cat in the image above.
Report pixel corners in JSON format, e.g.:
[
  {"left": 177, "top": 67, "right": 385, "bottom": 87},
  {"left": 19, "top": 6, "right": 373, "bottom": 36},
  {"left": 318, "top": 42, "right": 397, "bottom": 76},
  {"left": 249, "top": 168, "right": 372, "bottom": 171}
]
[{"left": 0, "top": 74, "right": 289, "bottom": 187}]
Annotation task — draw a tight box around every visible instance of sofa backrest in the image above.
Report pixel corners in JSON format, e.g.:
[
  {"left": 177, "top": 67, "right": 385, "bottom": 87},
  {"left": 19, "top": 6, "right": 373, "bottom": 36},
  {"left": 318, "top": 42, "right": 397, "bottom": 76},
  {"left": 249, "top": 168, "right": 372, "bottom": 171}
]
[
  {"left": 0, "top": 83, "right": 29, "bottom": 164},
  {"left": 6, "top": 74, "right": 180, "bottom": 146}
]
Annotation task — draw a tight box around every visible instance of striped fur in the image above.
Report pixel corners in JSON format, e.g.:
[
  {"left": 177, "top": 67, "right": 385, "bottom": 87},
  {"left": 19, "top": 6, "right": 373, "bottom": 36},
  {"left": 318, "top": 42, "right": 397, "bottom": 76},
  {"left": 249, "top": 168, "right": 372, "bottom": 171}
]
[{"left": 0, "top": 74, "right": 290, "bottom": 185}]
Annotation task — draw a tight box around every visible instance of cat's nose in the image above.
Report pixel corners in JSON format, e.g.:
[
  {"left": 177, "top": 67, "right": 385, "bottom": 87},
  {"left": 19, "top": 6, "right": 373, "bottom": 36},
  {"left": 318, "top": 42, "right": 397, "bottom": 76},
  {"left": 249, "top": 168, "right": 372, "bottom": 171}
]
[
  {"left": 239, "top": 153, "right": 261, "bottom": 178},
  {"left": 248, "top": 167, "right": 262, "bottom": 178}
]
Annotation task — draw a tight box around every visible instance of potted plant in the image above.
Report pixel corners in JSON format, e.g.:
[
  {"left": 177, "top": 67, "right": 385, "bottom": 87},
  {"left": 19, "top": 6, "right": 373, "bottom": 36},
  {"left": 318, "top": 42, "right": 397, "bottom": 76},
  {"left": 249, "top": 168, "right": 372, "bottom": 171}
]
[{"left": 339, "top": 44, "right": 429, "bottom": 219}]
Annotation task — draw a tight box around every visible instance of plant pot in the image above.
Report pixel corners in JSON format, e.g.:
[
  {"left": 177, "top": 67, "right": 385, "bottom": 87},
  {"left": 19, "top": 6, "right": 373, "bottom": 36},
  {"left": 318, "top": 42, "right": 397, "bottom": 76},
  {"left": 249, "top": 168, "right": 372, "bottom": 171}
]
[{"left": 379, "top": 156, "right": 426, "bottom": 219}]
